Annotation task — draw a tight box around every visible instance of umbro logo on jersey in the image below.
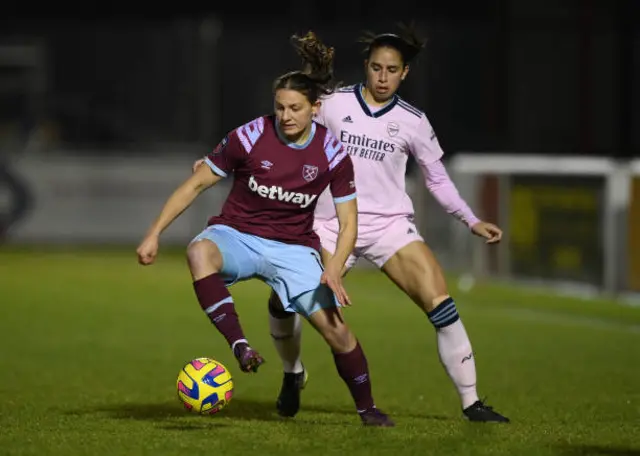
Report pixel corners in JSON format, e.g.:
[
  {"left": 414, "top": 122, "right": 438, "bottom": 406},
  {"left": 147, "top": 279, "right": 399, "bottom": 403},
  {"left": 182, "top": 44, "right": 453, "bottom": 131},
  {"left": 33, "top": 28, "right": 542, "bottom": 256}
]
[{"left": 342, "top": 115, "right": 354, "bottom": 123}]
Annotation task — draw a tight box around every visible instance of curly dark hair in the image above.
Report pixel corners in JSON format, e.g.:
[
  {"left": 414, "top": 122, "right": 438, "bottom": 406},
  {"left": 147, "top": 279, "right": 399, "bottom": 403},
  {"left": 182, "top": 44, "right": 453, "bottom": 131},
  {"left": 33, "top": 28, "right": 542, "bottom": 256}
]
[{"left": 273, "top": 31, "right": 339, "bottom": 104}]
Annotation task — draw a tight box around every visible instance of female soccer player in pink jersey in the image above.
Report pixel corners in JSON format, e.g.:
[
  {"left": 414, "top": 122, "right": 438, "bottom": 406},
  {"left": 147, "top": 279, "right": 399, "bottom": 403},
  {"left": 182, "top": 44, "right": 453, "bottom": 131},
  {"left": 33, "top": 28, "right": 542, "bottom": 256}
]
[
  {"left": 267, "top": 27, "right": 509, "bottom": 423},
  {"left": 139, "top": 32, "right": 393, "bottom": 426},
  {"left": 194, "top": 28, "right": 508, "bottom": 422}
]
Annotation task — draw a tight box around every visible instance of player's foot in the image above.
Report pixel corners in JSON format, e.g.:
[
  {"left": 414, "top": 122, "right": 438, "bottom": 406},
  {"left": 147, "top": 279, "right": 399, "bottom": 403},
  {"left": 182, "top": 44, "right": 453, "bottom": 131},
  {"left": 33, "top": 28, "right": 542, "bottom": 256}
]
[
  {"left": 359, "top": 407, "right": 395, "bottom": 427},
  {"left": 276, "top": 368, "right": 308, "bottom": 417},
  {"left": 233, "top": 343, "right": 264, "bottom": 373},
  {"left": 463, "top": 400, "right": 510, "bottom": 423}
]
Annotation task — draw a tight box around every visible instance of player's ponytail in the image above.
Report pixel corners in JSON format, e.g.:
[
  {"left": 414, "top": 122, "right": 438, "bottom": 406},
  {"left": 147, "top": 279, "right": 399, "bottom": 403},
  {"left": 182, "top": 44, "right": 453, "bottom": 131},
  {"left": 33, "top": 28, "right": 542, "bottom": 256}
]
[
  {"left": 359, "top": 22, "right": 426, "bottom": 65},
  {"left": 273, "top": 31, "right": 339, "bottom": 104}
]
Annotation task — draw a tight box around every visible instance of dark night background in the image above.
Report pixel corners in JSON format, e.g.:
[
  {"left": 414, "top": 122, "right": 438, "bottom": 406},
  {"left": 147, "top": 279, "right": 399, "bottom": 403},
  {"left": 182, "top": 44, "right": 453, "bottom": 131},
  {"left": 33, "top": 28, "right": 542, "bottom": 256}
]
[{"left": 1, "top": 0, "right": 637, "bottom": 158}]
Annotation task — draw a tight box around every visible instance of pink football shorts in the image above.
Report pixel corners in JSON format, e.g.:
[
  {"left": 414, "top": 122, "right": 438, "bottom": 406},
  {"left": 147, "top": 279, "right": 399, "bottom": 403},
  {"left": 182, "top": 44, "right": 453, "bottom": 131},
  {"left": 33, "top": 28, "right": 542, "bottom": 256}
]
[{"left": 313, "top": 215, "right": 424, "bottom": 269}]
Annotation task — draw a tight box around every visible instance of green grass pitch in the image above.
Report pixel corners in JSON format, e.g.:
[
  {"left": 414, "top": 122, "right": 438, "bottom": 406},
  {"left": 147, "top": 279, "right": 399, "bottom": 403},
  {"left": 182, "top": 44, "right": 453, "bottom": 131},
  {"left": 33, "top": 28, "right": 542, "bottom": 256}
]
[{"left": 1, "top": 248, "right": 639, "bottom": 455}]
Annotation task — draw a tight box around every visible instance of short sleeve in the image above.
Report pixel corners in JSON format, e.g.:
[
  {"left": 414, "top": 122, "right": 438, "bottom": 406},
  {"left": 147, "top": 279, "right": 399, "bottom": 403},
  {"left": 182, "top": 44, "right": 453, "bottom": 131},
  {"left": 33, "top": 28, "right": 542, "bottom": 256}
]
[
  {"left": 204, "top": 131, "right": 245, "bottom": 178},
  {"left": 410, "top": 114, "right": 445, "bottom": 168},
  {"left": 329, "top": 151, "right": 356, "bottom": 203}
]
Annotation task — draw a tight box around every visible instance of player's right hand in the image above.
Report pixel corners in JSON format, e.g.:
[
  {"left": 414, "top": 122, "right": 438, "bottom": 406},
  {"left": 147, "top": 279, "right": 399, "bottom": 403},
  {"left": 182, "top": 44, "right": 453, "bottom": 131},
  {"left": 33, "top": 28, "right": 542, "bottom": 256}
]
[
  {"left": 321, "top": 263, "right": 352, "bottom": 307},
  {"left": 136, "top": 235, "right": 159, "bottom": 265},
  {"left": 192, "top": 158, "right": 205, "bottom": 173}
]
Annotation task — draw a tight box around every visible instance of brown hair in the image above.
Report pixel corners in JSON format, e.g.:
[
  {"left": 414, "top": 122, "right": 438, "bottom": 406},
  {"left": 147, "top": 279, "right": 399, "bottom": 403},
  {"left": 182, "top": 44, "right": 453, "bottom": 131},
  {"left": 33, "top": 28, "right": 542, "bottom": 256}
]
[{"left": 273, "top": 31, "right": 339, "bottom": 104}]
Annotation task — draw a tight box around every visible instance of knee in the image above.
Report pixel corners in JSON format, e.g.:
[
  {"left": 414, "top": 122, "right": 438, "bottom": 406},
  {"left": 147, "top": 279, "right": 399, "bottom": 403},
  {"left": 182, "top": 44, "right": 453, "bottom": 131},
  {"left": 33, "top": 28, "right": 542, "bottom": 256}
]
[
  {"left": 186, "top": 240, "right": 223, "bottom": 278},
  {"left": 406, "top": 263, "right": 449, "bottom": 311},
  {"left": 268, "top": 292, "right": 300, "bottom": 338},
  {"left": 409, "top": 259, "right": 449, "bottom": 312},
  {"left": 268, "top": 291, "right": 291, "bottom": 320}
]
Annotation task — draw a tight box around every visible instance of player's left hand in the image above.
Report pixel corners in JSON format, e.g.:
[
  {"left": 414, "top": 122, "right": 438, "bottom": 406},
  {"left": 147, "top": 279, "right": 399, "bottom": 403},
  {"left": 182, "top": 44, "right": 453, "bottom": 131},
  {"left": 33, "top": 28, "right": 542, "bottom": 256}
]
[
  {"left": 321, "top": 264, "right": 352, "bottom": 307},
  {"left": 471, "top": 221, "right": 503, "bottom": 244}
]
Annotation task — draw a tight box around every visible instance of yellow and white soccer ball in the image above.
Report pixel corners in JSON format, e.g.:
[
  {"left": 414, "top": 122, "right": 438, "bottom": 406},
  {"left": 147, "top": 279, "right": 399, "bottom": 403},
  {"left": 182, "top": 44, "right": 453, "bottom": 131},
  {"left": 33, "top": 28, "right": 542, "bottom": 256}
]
[{"left": 176, "top": 358, "right": 234, "bottom": 414}]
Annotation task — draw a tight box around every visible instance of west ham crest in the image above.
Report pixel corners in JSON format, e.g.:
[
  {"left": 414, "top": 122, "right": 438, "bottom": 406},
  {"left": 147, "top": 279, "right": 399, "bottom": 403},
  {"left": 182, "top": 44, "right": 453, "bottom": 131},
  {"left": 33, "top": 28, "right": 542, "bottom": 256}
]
[
  {"left": 302, "top": 164, "right": 319, "bottom": 182},
  {"left": 387, "top": 121, "right": 399, "bottom": 137}
]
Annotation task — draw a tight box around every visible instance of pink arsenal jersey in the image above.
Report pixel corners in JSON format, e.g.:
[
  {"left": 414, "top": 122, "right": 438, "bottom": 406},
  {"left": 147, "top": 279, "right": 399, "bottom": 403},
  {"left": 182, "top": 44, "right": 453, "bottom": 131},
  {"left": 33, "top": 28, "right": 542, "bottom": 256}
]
[{"left": 313, "top": 83, "right": 444, "bottom": 230}]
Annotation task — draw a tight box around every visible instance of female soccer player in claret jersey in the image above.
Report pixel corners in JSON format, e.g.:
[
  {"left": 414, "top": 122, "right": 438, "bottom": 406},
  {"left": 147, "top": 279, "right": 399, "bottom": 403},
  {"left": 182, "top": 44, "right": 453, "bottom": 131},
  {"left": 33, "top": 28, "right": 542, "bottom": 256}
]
[
  {"left": 263, "top": 25, "right": 509, "bottom": 423},
  {"left": 137, "top": 32, "right": 393, "bottom": 427}
]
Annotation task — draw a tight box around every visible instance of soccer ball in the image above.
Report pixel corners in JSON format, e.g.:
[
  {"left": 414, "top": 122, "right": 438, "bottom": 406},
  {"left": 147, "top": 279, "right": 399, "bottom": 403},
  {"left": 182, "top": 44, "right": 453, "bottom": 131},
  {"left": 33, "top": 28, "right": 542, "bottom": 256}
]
[{"left": 176, "top": 358, "right": 234, "bottom": 414}]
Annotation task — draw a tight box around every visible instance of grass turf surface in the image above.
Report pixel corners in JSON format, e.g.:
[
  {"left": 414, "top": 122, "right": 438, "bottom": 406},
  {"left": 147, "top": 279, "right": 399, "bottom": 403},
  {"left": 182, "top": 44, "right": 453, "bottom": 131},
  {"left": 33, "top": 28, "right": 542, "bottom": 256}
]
[{"left": 1, "top": 248, "right": 639, "bottom": 455}]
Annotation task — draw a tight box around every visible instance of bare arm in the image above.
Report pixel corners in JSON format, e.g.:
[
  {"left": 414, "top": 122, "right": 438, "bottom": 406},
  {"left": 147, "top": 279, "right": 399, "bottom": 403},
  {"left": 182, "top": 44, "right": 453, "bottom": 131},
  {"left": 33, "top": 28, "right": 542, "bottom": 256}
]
[
  {"left": 320, "top": 197, "right": 357, "bottom": 306},
  {"left": 144, "top": 164, "right": 222, "bottom": 238},
  {"left": 329, "top": 197, "right": 358, "bottom": 271}
]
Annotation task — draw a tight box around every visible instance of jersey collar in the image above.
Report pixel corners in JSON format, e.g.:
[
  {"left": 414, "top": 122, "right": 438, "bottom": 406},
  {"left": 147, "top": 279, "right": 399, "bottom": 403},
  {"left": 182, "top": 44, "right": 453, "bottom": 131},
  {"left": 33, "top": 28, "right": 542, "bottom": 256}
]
[
  {"left": 275, "top": 120, "right": 316, "bottom": 149},
  {"left": 354, "top": 83, "right": 398, "bottom": 118}
]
